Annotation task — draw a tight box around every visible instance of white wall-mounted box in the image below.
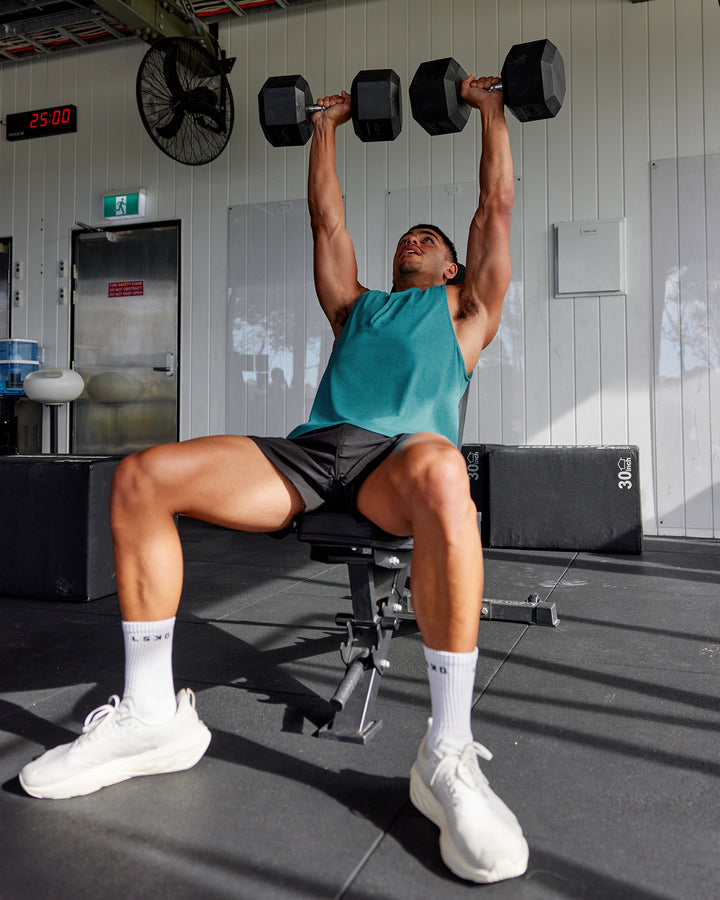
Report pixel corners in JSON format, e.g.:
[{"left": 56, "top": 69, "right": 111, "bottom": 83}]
[{"left": 554, "top": 218, "right": 626, "bottom": 297}]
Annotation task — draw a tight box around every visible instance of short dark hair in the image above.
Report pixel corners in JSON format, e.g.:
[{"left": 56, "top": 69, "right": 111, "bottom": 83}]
[{"left": 402, "top": 223, "right": 458, "bottom": 265}]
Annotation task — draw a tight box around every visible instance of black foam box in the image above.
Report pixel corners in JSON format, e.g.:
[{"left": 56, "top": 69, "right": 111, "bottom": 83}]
[
  {"left": 461, "top": 443, "right": 501, "bottom": 547},
  {"left": 462, "top": 445, "right": 643, "bottom": 553},
  {"left": 0, "top": 456, "right": 119, "bottom": 600}
]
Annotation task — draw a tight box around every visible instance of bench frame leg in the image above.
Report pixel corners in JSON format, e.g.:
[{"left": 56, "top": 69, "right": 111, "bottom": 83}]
[{"left": 316, "top": 548, "right": 411, "bottom": 743}]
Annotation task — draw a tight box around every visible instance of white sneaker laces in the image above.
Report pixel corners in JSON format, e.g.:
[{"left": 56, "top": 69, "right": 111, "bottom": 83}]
[
  {"left": 78, "top": 696, "right": 126, "bottom": 744},
  {"left": 431, "top": 741, "right": 494, "bottom": 792}
]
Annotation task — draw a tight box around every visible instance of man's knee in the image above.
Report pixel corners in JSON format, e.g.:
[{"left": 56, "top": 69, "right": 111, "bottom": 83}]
[
  {"left": 397, "top": 438, "right": 472, "bottom": 517},
  {"left": 111, "top": 448, "right": 163, "bottom": 516}
]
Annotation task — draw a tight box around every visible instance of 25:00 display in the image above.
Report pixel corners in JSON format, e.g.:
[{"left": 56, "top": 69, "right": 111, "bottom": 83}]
[{"left": 30, "top": 107, "right": 73, "bottom": 128}]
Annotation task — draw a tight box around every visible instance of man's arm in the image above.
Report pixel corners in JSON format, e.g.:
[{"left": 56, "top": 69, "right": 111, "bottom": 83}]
[
  {"left": 453, "top": 75, "right": 515, "bottom": 365},
  {"left": 308, "top": 91, "right": 367, "bottom": 336}
]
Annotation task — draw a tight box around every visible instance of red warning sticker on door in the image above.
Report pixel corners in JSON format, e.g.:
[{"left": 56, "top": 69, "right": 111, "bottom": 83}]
[{"left": 108, "top": 280, "right": 144, "bottom": 297}]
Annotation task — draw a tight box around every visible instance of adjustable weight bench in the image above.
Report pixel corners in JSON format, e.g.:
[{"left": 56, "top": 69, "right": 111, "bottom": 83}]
[
  {"left": 296, "top": 512, "right": 412, "bottom": 743},
  {"left": 295, "top": 390, "right": 558, "bottom": 744}
]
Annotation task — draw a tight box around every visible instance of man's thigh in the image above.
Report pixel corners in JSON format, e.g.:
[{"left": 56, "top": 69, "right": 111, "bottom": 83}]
[
  {"left": 128, "top": 434, "right": 306, "bottom": 532},
  {"left": 354, "top": 432, "right": 457, "bottom": 535}
]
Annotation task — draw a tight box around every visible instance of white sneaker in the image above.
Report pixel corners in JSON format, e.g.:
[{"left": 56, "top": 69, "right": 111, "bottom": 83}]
[
  {"left": 19, "top": 688, "right": 211, "bottom": 800},
  {"left": 410, "top": 723, "right": 529, "bottom": 883}
]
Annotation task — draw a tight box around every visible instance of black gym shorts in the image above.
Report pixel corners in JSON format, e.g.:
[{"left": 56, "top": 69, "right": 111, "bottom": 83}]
[{"left": 249, "top": 424, "right": 409, "bottom": 514}]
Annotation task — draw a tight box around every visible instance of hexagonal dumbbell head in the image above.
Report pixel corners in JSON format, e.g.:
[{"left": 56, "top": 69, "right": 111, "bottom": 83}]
[
  {"left": 350, "top": 69, "right": 402, "bottom": 142},
  {"left": 409, "top": 57, "right": 471, "bottom": 136},
  {"left": 501, "top": 39, "right": 566, "bottom": 123},
  {"left": 258, "top": 74, "right": 315, "bottom": 147}
]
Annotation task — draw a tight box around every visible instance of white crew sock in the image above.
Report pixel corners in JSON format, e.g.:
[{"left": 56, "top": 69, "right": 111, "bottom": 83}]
[
  {"left": 423, "top": 644, "right": 479, "bottom": 754},
  {"left": 122, "top": 617, "right": 178, "bottom": 724}
]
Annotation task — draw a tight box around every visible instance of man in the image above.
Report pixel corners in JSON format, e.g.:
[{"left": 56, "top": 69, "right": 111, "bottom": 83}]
[{"left": 19, "top": 72, "right": 527, "bottom": 884}]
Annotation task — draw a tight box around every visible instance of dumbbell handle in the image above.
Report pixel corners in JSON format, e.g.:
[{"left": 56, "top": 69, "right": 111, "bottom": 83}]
[
  {"left": 308, "top": 86, "right": 501, "bottom": 114},
  {"left": 454, "top": 81, "right": 503, "bottom": 100},
  {"left": 308, "top": 84, "right": 500, "bottom": 119}
]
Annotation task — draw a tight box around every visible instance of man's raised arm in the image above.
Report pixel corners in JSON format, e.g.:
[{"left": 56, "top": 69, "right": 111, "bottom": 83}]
[
  {"left": 454, "top": 75, "right": 515, "bottom": 363},
  {"left": 308, "top": 91, "right": 366, "bottom": 336}
]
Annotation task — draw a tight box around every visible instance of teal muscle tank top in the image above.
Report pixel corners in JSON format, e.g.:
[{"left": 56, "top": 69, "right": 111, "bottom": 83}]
[{"left": 288, "top": 285, "right": 471, "bottom": 445}]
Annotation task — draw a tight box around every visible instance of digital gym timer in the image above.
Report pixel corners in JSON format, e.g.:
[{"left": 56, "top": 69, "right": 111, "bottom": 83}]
[{"left": 5, "top": 104, "right": 77, "bottom": 141}]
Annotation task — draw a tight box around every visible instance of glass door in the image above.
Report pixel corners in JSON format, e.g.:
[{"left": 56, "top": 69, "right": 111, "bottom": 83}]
[{"left": 71, "top": 224, "right": 179, "bottom": 455}]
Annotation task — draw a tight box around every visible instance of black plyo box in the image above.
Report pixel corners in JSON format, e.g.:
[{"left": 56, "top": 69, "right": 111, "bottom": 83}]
[
  {"left": 463, "top": 445, "right": 643, "bottom": 554},
  {"left": 461, "top": 443, "right": 500, "bottom": 547},
  {"left": 0, "top": 456, "right": 119, "bottom": 600}
]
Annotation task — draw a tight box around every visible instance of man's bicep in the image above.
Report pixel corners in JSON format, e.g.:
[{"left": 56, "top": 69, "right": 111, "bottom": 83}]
[
  {"left": 465, "top": 195, "right": 512, "bottom": 277},
  {"left": 313, "top": 226, "right": 366, "bottom": 330},
  {"left": 459, "top": 205, "right": 513, "bottom": 350},
  {"left": 468, "top": 197, "right": 512, "bottom": 280}
]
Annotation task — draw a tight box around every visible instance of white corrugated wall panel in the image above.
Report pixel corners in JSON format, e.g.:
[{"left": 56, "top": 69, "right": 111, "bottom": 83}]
[
  {"left": 546, "top": 0, "right": 574, "bottom": 447},
  {"left": 621, "top": 0, "right": 654, "bottom": 532},
  {"left": 707, "top": 155, "right": 720, "bottom": 537},
  {"left": 596, "top": 2, "right": 628, "bottom": 448}
]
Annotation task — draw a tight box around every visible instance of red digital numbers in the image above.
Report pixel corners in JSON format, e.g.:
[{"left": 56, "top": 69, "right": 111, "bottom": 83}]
[{"left": 29, "top": 107, "right": 72, "bottom": 129}]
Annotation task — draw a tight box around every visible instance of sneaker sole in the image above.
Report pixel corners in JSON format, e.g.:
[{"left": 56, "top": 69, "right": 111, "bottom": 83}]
[
  {"left": 19, "top": 724, "right": 212, "bottom": 800},
  {"left": 409, "top": 764, "right": 529, "bottom": 884}
]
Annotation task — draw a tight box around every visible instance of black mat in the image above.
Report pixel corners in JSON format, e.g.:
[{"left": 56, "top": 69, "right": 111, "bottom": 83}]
[{"left": 1, "top": 522, "right": 718, "bottom": 899}]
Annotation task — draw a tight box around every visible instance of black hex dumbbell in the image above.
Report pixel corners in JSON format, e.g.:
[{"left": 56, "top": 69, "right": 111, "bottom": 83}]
[
  {"left": 259, "top": 69, "right": 402, "bottom": 147},
  {"left": 409, "top": 39, "right": 566, "bottom": 136}
]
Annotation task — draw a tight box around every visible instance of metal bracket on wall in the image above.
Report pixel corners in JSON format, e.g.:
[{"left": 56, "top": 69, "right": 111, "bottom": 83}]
[{"left": 93, "top": 0, "right": 217, "bottom": 53}]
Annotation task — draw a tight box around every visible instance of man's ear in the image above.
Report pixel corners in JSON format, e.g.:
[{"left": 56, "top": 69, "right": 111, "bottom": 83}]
[{"left": 444, "top": 262, "right": 459, "bottom": 283}]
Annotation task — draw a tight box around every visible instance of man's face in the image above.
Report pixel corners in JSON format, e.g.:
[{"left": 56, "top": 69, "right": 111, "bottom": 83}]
[{"left": 392, "top": 228, "right": 457, "bottom": 285}]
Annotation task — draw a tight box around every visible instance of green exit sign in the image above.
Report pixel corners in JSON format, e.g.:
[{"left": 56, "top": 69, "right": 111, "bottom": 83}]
[{"left": 103, "top": 190, "right": 146, "bottom": 219}]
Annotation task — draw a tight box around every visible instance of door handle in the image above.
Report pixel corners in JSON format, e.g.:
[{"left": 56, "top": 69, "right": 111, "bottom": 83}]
[{"left": 153, "top": 351, "right": 176, "bottom": 377}]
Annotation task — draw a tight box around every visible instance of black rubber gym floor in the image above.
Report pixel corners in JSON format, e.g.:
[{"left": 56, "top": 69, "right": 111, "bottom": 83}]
[{"left": 1, "top": 520, "right": 718, "bottom": 899}]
